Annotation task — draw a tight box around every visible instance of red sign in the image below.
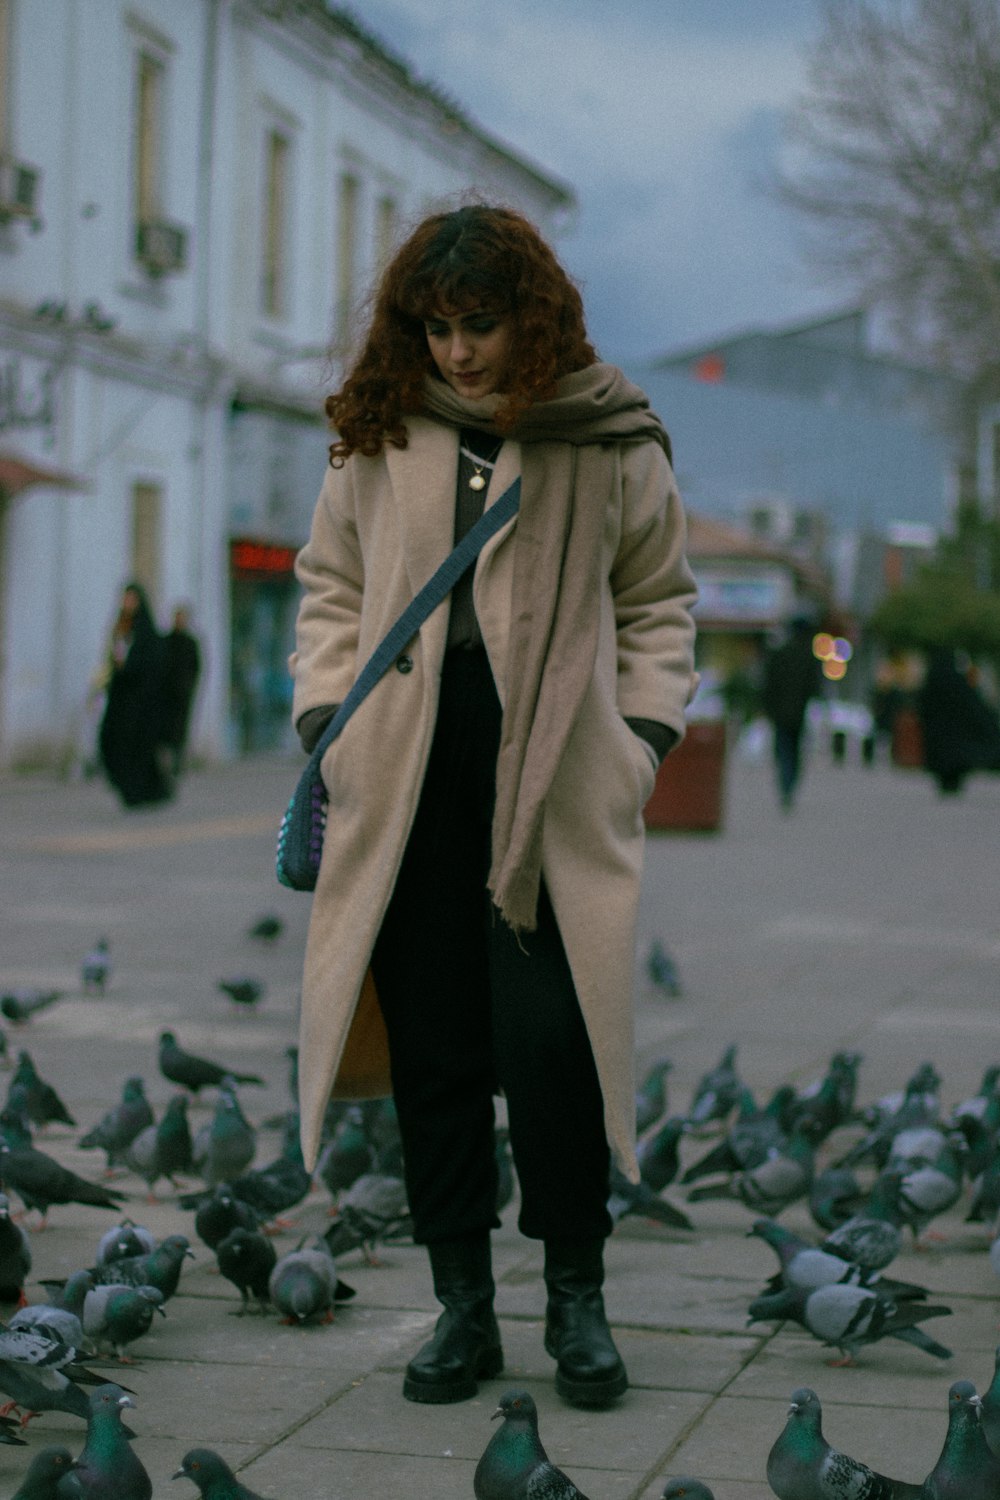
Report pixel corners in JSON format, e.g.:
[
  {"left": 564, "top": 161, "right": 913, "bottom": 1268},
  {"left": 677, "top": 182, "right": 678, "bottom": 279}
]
[{"left": 231, "top": 539, "right": 297, "bottom": 576}]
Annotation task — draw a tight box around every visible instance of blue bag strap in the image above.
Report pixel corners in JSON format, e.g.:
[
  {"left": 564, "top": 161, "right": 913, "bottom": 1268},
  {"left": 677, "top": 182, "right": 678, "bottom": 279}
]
[{"left": 303, "top": 476, "right": 521, "bottom": 775}]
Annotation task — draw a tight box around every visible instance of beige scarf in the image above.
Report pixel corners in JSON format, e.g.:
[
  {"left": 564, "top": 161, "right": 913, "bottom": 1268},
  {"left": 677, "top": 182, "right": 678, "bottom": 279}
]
[{"left": 422, "top": 362, "right": 671, "bottom": 932}]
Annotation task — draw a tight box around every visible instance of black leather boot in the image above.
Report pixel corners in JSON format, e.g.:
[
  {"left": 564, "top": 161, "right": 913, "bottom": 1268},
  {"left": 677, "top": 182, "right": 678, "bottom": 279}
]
[
  {"left": 403, "top": 1233, "right": 504, "bottom": 1404},
  {"left": 543, "top": 1238, "right": 628, "bottom": 1408}
]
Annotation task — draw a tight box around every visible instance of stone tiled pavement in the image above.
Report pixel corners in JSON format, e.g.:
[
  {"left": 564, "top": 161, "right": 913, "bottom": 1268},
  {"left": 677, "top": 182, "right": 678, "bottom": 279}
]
[{"left": 0, "top": 743, "right": 997, "bottom": 1497}]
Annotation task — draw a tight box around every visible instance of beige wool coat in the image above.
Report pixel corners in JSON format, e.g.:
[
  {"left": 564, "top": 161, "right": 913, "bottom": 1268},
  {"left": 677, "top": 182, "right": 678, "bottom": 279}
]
[{"left": 290, "top": 415, "right": 698, "bottom": 1179}]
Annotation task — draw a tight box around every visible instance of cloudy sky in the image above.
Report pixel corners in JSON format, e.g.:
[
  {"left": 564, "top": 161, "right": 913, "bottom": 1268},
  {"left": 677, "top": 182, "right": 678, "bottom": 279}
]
[{"left": 352, "top": 0, "right": 838, "bottom": 364}]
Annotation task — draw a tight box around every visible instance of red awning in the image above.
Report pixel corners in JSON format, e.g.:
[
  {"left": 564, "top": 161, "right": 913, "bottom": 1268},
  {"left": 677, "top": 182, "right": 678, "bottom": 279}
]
[{"left": 0, "top": 449, "right": 88, "bottom": 499}]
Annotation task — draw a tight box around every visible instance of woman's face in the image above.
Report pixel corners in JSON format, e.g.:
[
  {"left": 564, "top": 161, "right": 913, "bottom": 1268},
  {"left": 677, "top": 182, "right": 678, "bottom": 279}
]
[
  {"left": 424, "top": 307, "right": 512, "bottom": 399},
  {"left": 122, "top": 587, "right": 141, "bottom": 616}
]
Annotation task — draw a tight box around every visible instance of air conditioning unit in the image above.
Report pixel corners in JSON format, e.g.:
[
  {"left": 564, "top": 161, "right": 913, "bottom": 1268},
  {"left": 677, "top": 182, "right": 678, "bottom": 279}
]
[
  {"left": 136, "top": 218, "right": 189, "bottom": 277},
  {"left": 0, "top": 155, "right": 40, "bottom": 219}
]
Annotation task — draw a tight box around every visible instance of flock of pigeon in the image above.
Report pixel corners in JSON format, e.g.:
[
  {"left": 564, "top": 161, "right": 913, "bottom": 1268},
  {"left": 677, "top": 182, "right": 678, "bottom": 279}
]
[{"left": 1, "top": 927, "right": 999, "bottom": 1495}]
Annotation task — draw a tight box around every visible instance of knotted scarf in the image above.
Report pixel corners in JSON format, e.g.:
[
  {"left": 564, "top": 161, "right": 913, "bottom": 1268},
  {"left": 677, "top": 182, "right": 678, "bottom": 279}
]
[{"left": 421, "top": 362, "right": 671, "bottom": 932}]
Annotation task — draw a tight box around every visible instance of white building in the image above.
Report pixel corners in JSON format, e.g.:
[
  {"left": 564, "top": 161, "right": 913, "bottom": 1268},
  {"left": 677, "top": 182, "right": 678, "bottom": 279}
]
[{"left": 0, "top": 0, "right": 572, "bottom": 768}]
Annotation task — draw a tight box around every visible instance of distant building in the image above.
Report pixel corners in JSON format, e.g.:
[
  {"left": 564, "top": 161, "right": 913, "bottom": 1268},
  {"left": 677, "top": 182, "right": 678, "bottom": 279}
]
[
  {"left": 0, "top": 0, "right": 572, "bottom": 768},
  {"left": 634, "top": 309, "right": 971, "bottom": 615}
]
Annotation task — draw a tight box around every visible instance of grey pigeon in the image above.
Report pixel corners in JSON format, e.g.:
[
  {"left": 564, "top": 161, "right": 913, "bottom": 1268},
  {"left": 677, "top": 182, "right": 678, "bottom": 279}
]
[
  {"left": 681, "top": 1084, "right": 796, "bottom": 1186},
  {"left": 748, "top": 1281, "right": 952, "bottom": 1364},
  {"left": 191, "top": 1184, "right": 260, "bottom": 1251},
  {"left": 81, "top": 1283, "right": 165, "bottom": 1360},
  {"left": 172, "top": 1446, "right": 274, "bottom": 1498},
  {"left": 821, "top": 1170, "right": 906, "bottom": 1273},
  {"left": 194, "top": 1086, "right": 256, "bottom": 1186},
  {"left": 8, "top": 1052, "right": 75, "bottom": 1129},
  {"left": 608, "top": 1163, "right": 692, "bottom": 1230},
  {"left": 808, "top": 1166, "right": 866, "bottom": 1233},
  {"left": 323, "top": 1170, "right": 411, "bottom": 1264},
  {"left": 892, "top": 1134, "right": 966, "bottom": 1241},
  {"left": 645, "top": 940, "right": 682, "bottom": 998},
  {"left": 79, "top": 1078, "right": 153, "bottom": 1174},
  {"left": 662, "top": 1484, "right": 715, "bottom": 1500},
  {"left": 11, "top": 1446, "right": 75, "bottom": 1498},
  {"left": 766, "top": 1385, "right": 922, "bottom": 1499},
  {"left": 750, "top": 1218, "right": 931, "bottom": 1304},
  {"left": 475, "top": 1388, "right": 592, "bottom": 1500},
  {"left": 87, "top": 1233, "right": 193, "bottom": 1303},
  {"left": 980, "top": 1343, "right": 1000, "bottom": 1457},
  {"left": 687, "top": 1127, "right": 817, "bottom": 1216},
  {"left": 158, "top": 1031, "right": 263, "bottom": 1094},
  {"left": 0, "top": 1190, "right": 31, "bottom": 1303},
  {"left": 685, "top": 1043, "right": 742, "bottom": 1129},
  {"left": 637, "top": 1115, "right": 686, "bottom": 1192},
  {"left": 268, "top": 1240, "right": 353, "bottom": 1324},
  {"left": 919, "top": 1379, "right": 1000, "bottom": 1500},
  {"left": 124, "top": 1094, "right": 193, "bottom": 1195},
  {"left": 635, "top": 1058, "right": 673, "bottom": 1134},
  {"left": 0, "top": 1322, "right": 108, "bottom": 1423},
  {"left": 95, "top": 1220, "right": 157, "bottom": 1266},
  {"left": 316, "top": 1105, "right": 375, "bottom": 1202},
  {"left": 80, "top": 939, "right": 111, "bottom": 995},
  {"left": 247, "top": 913, "right": 284, "bottom": 944},
  {"left": 0, "top": 1143, "right": 126, "bottom": 1228},
  {"left": 216, "top": 976, "right": 265, "bottom": 1010},
  {"left": 56, "top": 1383, "right": 151, "bottom": 1499},
  {"left": 0, "top": 990, "right": 64, "bottom": 1024}
]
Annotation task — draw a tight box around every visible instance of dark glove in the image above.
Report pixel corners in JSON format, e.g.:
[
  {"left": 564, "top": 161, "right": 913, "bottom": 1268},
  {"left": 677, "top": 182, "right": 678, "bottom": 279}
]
[
  {"left": 296, "top": 704, "right": 339, "bottom": 754},
  {"left": 625, "top": 716, "right": 678, "bottom": 766}
]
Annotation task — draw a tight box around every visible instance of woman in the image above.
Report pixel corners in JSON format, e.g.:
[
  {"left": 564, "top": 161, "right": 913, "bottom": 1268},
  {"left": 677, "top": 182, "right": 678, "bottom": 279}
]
[
  {"left": 291, "top": 204, "right": 697, "bottom": 1409},
  {"left": 98, "top": 582, "right": 172, "bottom": 808}
]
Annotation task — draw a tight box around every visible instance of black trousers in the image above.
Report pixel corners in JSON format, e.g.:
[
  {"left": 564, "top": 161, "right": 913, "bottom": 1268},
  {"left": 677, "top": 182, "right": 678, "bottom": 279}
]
[{"left": 371, "top": 647, "right": 612, "bottom": 1246}]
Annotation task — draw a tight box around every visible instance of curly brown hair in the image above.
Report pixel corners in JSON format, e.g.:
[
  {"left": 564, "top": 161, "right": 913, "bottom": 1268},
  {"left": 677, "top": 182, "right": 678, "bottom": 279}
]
[{"left": 327, "top": 204, "right": 597, "bottom": 464}]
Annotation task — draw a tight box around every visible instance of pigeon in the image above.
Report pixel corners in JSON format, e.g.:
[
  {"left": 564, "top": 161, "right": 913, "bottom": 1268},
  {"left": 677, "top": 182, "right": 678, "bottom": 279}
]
[
  {"left": 124, "top": 1093, "right": 194, "bottom": 1195},
  {"left": 636, "top": 1115, "right": 686, "bottom": 1192},
  {"left": 766, "top": 1385, "right": 922, "bottom": 1499},
  {"left": 173, "top": 1447, "right": 274, "bottom": 1499},
  {"left": 0, "top": 1143, "right": 127, "bottom": 1228},
  {"left": 685, "top": 1043, "right": 742, "bottom": 1129},
  {"left": 687, "top": 1127, "right": 817, "bottom": 1216},
  {"left": 13, "top": 1448, "right": 90, "bottom": 1499},
  {"left": 980, "top": 1344, "right": 1000, "bottom": 1458},
  {"left": 789, "top": 1051, "right": 862, "bottom": 1142},
  {"left": 57, "top": 1382, "right": 152, "bottom": 1499},
  {"left": 215, "top": 1227, "right": 277, "bottom": 1314},
  {"left": 645, "top": 939, "right": 682, "bottom": 998},
  {"left": 268, "top": 1240, "right": 354, "bottom": 1324},
  {"left": 81, "top": 1283, "right": 164, "bottom": 1361},
  {"left": 474, "top": 1388, "right": 592, "bottom": 1500},
  {"left": 836, "top": 1064, "right": 942, "bottom": 1171},
  {"left": 247, "top": 913, "right": 284, "bottom": 944},
  {"left": 808, "top": 1166, "right": 867, "bottom": 1233},
  {"left": 191, "top": 1183, "right": 260, "bottom": 1251},
  {"left": 952, "top": 1064, "right": 1000, "bottom": 1129},
  {"left": 216, "top": 976, "right": 265, "bottom": 1010},
  {"left": 0, "top": 1323, "right": 110, "bottom": 1424},
  {"left": 9, "top": 1295, "right": 88, "bottom": 1353},
  {"left": 749, "top": 1218, "right": 930, "bottom": 1304},
  {"left": 193, "top": 1086, "right": 257, "bottom": 1187},
  {"left": 892, "top": 1133, "right": 967, "bottom": 1241},
  {"left": 608, "top": 1163, "right": 692, "bottom": 1230},
  {"left": 680, "top": 1084, "right": 797, "bottom": 1186},
  {"left": 495, "top": 1125, "right": 515, "bottom": 1216},
  {"left": 7, "top": 1052, "right": 75, "bottom": 1129},
  {"left": 0, "top": 1191, "right": 31, "bottom": 1303},
  {"left": 919, "top": 1379, "right": 1000, "bottom": 1500},
  {"left": 11, "top": 1445, "right": 75, "bottom": 1497},
  {"left": 95, "top": 1220, "right": 157, "bottom": 1266},
  {"left": 80, "top": 939, "right": 111, "bottom": 996},
  {"left": 635, "top": 1058, "right": 673, "bottom": 1135},
  {"left": 821, "top": 1170, "right": 906, "bottom": 1273},
  {"left": 317, "top": 1105, "right": 375, "bottom": 1202},
  {"left": 748, "top": 1281, "right": 952, "bottom": 1364},
  {"left": 181, "top": 1116, "right": 310, "bottom": 1228},
  {"left": 79, "top": 1078, "right": 153, "bottom": 1175},
  {"left": 0, "top": 991, "right": 63, "bottom": 1025},
  {"left": 158, "top": 1031, "right": 264, "bottom": 1093},
  {"left": 661, "top": 1484, "right": 716, "bottom": 1500},
  {"left": 323, "top": 1171, "right": 411, "bottom": 1264},
  {"left": 85, "top": 1233, "right": 194, "bottom": 1303}
]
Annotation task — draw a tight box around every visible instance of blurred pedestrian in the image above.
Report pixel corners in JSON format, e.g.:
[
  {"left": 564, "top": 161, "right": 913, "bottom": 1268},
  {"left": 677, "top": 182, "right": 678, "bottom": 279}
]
[
  {"left": 916, "top": 646, "right": 1000, "bottom": 795},
  {"left": 290, "top": 203, "right": 698, "bottom": 1410},
  {"left": 761, "top": 615, "right": 823, "bottom": 810},
  {"left": 162, "top": 604, "right": 201, "bottom": 776},
  {"left": 97, "top": 581, "right": 172, "bottom": 808}
]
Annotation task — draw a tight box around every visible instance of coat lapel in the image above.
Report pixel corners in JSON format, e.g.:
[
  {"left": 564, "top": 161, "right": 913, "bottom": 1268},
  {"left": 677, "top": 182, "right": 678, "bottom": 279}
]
[{"left": 383, "top": 418, "right": 459, "bottom": 597}]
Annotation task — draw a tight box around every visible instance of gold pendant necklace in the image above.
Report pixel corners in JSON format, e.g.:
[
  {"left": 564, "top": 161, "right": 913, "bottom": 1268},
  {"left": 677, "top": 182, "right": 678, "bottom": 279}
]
[{"left": 461, "top": 440, "right": 502, "bottom": 492}]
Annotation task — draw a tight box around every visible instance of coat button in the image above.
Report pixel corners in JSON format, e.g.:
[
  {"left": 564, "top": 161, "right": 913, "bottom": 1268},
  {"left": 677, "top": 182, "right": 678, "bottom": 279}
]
[{"left": 395, "top": 654, "right": 413, "bottom": 674}]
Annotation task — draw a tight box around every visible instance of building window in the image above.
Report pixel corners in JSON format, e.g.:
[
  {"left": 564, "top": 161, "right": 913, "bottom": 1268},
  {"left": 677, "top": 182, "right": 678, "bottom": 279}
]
[
  {"left": 132, "top": 49, "right": 165, "bottom": 244},
  {"left": 131, "top": 481, "right": 162, "bottom": 602},
  {"left": 336, "top": 170, "right": 360, "bottom": 346},
  {"left": 261, "top": 128, "right": 290, "bottom": 320}
]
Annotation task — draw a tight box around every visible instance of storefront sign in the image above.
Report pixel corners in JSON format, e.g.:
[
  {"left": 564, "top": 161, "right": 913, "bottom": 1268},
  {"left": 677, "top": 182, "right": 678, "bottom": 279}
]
[
  {"left": 230, "top": 538, "right": 297, "bottom": 576},
  {"left": 693, "top": 565, "right": 791, "bottom": 624}
]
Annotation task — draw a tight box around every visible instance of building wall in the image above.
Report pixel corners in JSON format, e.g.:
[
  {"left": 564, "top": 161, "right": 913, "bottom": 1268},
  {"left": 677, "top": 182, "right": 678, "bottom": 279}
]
[{"left": 0, "top": 0, "right": 571, "bottom": 769}]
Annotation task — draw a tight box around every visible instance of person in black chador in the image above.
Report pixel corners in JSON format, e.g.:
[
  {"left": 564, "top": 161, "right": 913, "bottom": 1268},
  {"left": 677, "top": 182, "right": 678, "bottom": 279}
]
[
  {"left": 98, "top": 581, "right": 173, "bottom": 807},
  {"left": 761, "top": 615, "right": 824, "bottom": 811},
  {"left": 162, "top": 604, "right": 202, "bottom": 776},
  {"left": 916, "top": 646, "right": 1000, "bottom": 795}
]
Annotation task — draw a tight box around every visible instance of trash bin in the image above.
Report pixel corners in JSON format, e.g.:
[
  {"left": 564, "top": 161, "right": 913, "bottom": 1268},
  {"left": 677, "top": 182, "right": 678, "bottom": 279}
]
[{"left": 644, "top": 720, "right": 727, "bottom": 833}]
